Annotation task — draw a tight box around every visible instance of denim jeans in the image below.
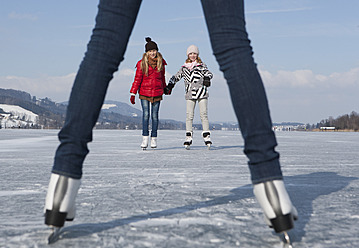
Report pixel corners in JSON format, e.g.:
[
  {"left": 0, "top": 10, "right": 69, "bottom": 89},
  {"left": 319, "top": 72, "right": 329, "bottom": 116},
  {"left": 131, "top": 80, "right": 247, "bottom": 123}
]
[
  {"left": 52, "top": 0, "right": 282, "bottom": 184},
  {"left": 141, "top": 99, "right": 160, "bottom": 137},
  {"left": 186, "top": 99, "right": 209, "bottom": 133}
]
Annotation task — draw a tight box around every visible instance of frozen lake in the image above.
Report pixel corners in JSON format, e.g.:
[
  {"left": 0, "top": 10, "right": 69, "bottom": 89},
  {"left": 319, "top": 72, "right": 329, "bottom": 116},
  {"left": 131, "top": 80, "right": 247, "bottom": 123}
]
[{"left": 0, "top": 129, "right": 358, "bottom": 248}]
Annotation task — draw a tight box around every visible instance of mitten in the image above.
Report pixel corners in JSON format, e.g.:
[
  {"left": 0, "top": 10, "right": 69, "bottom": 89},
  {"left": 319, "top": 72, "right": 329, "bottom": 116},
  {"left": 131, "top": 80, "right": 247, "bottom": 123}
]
[
  {"left": 203, "top": 76, "right": 211, "bottom": 87},
  {"left": 164, "top": 86, "right": 171, "bottom": 95},
  {"left": 164, "top": 83, "right": 174, "bottom": 95},
  {"left": 130, "top": 95, "right": 135, "bottom": 104}
]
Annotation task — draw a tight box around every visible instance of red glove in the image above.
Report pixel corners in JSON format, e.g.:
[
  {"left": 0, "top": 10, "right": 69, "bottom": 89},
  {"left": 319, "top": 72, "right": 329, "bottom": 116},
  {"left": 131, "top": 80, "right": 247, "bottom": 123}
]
[{"left": 130, "top": 95, "right": 135, "bottom": 104}]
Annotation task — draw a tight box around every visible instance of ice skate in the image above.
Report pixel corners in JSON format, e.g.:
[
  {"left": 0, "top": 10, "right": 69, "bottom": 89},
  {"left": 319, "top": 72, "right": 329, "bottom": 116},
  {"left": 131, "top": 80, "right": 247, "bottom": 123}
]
[
  {"left": 184, "top": 132, "right": 193, "bottom": 150},
  {"left": 150, "top": 137, "right": 157, "bottom": 148},
  {"left": 44, "top": 173, "right": 81, "bottom": 243},
  {"left": 44, "top": 173, "right": 81, "bottom": 227},
  {"left": 141, "top": 136, "right": 149, "bottom": 150},
  {"left": 253, "top": 180, "right": 297, "bottom": 235},
  {"left": 202, "top": 131, "right": 212, "bottom": 149}
]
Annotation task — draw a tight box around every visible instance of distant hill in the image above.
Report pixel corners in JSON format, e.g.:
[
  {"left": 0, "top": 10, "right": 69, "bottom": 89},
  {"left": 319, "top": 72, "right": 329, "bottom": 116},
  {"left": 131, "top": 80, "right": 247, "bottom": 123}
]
[
  {"left": 0, "top": 88, "right": 143, "bottom": 129},
  {"left": 0, "top": 88, "right": 241, "bottom": 130},
  {"left": 61, "top": 99, "right": 143, "bottom": 118},
  {"left": 0, "top": 88, "right": 66, "bottom": 128}
]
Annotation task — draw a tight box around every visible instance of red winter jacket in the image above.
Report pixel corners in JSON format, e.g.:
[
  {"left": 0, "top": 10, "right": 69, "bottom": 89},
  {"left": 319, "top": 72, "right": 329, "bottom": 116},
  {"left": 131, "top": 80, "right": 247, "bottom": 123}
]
[{"left": 130, "top": 59, "right": 167, "bottom": 97}]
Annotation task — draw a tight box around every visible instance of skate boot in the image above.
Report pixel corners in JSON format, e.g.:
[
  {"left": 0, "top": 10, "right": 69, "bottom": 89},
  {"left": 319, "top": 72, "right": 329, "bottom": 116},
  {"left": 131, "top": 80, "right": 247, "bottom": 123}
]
[
  {"left": 184, "top": 132, "right": 193, "bottom": 150},
  {"left": 44, "top": 173, "right": 81, "bottom": 228},
  {"left": 202, "top": 131, "right": 212, "bottom": 149},
  {"left": 253, "top": 180, "right": 298, "bottom": 234},
  {"left": 141, "top": 136, "right": 149, "bottom": 150},
  {"left": 150, "top": 137, "right": 157, "bottom": 148}
]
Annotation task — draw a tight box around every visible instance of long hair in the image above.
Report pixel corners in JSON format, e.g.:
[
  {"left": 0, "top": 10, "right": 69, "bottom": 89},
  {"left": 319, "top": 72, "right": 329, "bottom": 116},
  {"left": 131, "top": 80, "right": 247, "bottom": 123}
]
[
  {"left": 185, "top": 56, "right": 202, "bottom": 64},
  {"left": 140, "top": 51, "right": 164, "bottom": 76}
]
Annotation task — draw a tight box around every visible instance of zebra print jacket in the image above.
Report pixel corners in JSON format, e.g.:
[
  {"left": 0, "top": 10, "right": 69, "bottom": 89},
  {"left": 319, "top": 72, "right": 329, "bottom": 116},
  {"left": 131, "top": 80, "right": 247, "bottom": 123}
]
[{"left": 169, "top": 63, "right": 213, "bottom": 100}]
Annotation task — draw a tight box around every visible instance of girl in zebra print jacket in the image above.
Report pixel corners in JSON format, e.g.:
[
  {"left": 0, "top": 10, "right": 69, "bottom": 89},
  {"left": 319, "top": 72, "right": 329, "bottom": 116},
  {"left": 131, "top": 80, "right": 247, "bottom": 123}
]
[{"left": 167, "top": 45, "right": 214, "bottom": 148}]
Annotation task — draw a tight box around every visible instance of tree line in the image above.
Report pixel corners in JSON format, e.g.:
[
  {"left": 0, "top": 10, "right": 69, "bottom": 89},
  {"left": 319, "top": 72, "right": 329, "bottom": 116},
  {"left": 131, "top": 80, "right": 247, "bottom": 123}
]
[{"left": 318, "top": 111, "right": 359, "bottom": 131}]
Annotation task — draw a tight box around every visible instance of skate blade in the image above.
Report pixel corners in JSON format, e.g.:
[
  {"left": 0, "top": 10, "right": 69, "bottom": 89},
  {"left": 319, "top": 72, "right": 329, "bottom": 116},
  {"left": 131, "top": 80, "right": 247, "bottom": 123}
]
[
  {"left": 282, "top": 231, "right": 293, "bottom": 248},
  {"left": 184, "top": 145, "right": 190, "bottom": 150},
  {"left": 48, "top": 227, "right": 62, "bottom": 244}
]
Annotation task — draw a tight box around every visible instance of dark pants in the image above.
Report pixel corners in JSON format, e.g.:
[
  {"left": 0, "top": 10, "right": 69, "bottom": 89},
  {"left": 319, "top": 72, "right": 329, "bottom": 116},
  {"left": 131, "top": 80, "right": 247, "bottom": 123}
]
[{"left": 52, "top": 0, "right": 282, "bottom": 184}]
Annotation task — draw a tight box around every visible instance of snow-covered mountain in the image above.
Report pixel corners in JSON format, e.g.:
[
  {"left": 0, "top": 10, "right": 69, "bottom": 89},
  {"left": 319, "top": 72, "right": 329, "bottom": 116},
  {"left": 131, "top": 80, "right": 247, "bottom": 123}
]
[
  {"left": 0, "top": 104, "right": 38, "bottom": 128},
  {"left": 0, "top": 88, "right": 143, "bottom": 129},
  {"left": 101, "top": 100, "right": 142, "bottom": 118}
]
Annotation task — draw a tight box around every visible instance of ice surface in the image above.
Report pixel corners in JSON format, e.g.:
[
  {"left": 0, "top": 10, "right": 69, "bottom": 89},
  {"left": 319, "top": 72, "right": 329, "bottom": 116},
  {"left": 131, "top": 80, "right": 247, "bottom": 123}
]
[{"left": 0, "top": 129, "right": 358, "bottom": 247}]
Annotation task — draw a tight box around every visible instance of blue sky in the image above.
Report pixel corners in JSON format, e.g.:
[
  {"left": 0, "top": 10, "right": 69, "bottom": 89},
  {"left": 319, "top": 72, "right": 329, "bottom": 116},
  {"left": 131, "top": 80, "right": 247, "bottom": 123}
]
[{"left": 1, "top": 0, "right": 358, "bottom": 124}]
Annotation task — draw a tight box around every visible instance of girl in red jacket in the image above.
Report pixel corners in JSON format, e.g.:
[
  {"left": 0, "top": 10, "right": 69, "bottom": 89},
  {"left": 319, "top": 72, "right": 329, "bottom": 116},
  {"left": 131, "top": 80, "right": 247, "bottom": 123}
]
[{"left": 130, "top": 37, "right": 168, "bottom": 149}]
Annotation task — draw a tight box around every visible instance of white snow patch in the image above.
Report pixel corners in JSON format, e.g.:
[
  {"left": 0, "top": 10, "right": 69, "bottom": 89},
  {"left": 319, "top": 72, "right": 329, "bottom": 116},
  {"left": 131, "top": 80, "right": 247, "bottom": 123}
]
[
  {"left": 101, "top": 104, "right": 117, "bottom": 110},
  {"left": 0, "top": 104, "right": 38, "bottom": 123},
  {"left": 0, "top": 104, "right": 38, "bottom": 128}
]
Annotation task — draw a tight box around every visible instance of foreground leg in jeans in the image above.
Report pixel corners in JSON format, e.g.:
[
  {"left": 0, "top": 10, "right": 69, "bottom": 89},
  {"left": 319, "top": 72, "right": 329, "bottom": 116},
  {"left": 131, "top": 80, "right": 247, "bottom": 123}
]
[
  {"left": 45, "top": 0, "right": 142, "bottom": 229},
  {"left": 201, "top": 0, "right": 297, "bottom": 235}
]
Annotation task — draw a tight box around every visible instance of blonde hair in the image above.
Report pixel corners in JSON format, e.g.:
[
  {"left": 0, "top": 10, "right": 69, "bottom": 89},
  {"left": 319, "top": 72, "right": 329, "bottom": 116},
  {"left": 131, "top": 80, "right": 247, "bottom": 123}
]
[
  {"left": 140, "top": 51, "right": 164, "bottom": 76},
  {"left": 185, "top": 56, "right": 202, "bottom": 64}
]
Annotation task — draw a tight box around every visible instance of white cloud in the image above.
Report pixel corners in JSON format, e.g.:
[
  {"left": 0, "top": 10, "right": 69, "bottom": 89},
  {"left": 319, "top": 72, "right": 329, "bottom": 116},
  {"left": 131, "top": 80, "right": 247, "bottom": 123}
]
[
  {"left": 1, "top": 73, "right": 75, "bottom": 101},
  {"left": 259, "top": 67, "right": 359, "bottom": 123},
  {"left": 2, "top": 67, "right": 358, "bottom": 123},
  {"left": 118, "top": 68, "right": 135, "bottom": 77},
  {"left": 260, "top": 67, "right": 359, "bottom": 89}
]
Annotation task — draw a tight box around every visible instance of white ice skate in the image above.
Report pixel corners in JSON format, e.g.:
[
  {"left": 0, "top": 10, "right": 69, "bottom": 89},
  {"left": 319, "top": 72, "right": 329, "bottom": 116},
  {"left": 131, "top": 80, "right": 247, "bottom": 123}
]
[
  {"left": 44, "top": 173, "right": 81, "bottom": 228},
  {"left": 184, "top": 132, "right": 193, "bottom": 150},
  {"left": 141, "top": 136, "right": 149, "bottom": 150},
  {"left": 44, "top": 173, "right": 81, "bottom": 243},
  {"left": 202, "top": 131, "right": 212, "bottom": 149},
  {"left": 253, "top": 180, "right": 297, "bottom": 245},
  {"left": 150, "top": 137, "right": 157, "bottom": 148}
]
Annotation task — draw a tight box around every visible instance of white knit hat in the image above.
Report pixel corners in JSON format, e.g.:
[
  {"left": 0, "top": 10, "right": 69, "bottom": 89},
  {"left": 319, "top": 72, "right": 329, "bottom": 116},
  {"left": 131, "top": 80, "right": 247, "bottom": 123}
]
[{"left": 186, "top": 45, "right": 199, "bottom": 56}]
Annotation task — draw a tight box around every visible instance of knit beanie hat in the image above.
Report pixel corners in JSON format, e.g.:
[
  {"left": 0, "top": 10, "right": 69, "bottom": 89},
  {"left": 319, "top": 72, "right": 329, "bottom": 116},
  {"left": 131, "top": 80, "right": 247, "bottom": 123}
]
[
  {"left": 186, "top": 45, "right": 199, "bottom": 56},
  {"left": 145, "top": 37, "right": 158, "bottom": 52}
]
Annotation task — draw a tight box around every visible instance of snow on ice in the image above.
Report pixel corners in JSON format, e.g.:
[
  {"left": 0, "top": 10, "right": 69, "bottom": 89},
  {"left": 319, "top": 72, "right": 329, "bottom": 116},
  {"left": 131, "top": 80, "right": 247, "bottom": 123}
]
[{"left": 0, "top": 129, "right": 358, "bottom": 247}]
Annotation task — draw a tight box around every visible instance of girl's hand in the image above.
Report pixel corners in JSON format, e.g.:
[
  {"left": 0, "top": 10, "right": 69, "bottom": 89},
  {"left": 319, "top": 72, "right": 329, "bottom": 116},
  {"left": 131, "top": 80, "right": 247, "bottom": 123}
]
[
  {"left": 203, "top": 76, "right": 211, "bottom": 87},
  {"left": 130, "top": 95, "right": 135, "bottom": 104},
  {"left": 164, "top": 86, "right": 171, "bottom": 95}
]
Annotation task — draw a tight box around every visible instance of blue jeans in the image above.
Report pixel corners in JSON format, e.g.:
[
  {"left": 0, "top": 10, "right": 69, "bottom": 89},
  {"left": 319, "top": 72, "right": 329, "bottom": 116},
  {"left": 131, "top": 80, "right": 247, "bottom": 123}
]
[
  {"left": 52, "top": 0, "right": 282, "bottom": 184},
  {"left": 141, "top": 99, "right": 160, "bottom": 137}
]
